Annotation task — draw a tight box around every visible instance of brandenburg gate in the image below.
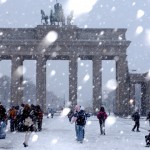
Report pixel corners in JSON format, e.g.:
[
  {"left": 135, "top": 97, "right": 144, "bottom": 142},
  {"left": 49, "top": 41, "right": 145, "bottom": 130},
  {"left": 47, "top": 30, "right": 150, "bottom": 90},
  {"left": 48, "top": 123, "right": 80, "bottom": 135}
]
[{"left": 0, "top": 2, "right": 149, "bottom": 116}]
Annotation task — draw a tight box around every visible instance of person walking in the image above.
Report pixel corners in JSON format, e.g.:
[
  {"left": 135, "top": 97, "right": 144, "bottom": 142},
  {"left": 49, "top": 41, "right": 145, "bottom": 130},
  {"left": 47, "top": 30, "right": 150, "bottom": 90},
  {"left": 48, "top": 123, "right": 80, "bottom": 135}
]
[
  {"left": 22, "top": 104, "right": 34, "bottom": 147},
  {"left": 36, "top": 105, "right": 43, "bottom": 131},
  {"left": 146, "top": 111, "right": 150, "bottom": 126},
  {"left": 9, "top": 106, "right": 17, "bottom": 132},
  {"left": 97, "top": 106, "right": 108, "bottom": 135},
  {"left": 71, "top": 105, "right": 86, "bottom": 143},
  {"left": 132, "top": 110, "right": 140, "bottom": 132}
]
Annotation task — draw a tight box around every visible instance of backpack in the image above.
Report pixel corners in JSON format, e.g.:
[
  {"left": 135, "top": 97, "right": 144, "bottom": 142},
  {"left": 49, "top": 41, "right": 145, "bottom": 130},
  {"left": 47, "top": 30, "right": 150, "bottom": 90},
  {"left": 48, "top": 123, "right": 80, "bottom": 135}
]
[
  {"left": 98, "top": 113, "right": 105, "bottom": 120},
  {"left": 132, "top": 112, "right": 139, "bottom": 121},
  {"left": 76, "top": 111, "right": 86, "bottom": 126}
]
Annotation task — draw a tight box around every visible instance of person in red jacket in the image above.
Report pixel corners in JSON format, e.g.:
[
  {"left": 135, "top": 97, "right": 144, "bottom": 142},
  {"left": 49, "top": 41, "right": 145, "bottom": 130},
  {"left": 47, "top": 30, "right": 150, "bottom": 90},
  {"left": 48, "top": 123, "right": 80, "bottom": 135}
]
[{"left": 97, "top": 106, "right": 107, "bottom": 135}]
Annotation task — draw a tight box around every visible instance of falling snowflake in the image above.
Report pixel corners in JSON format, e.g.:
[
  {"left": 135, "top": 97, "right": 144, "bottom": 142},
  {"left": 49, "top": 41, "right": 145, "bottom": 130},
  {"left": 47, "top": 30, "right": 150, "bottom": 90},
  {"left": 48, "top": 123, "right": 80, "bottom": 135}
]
[
  {"left": 51, "top": 138, "right": 58, "bottom": 144},
  {"left": 31, "top": 134, "right": 38, "bottom": 142},
  {"left": 110, "top": 68, "right": 115, "bottom": 72},
  {"left": 135, "top": 26, "right": 143, "bottom": 35},
  {"left": 0, "top": 0, "right": 7, "bottom": 4},
  {"left": 83, "top": 74, "right": 90, "bottom": 82},
  {"left": 111, "top": 6, "right": 116, "bottom": 12},
  {"left": 66, "top": 0, "right": 97, "bottom": 17},
  {"left": 106, "top": 116, "right": 116, "bottom": 126},
  {"left": 22, "top": 80, "right": 28, "bottom": 84},
  {"left": 136, "top": 10, "right": 144, "bottom": 19},
  {"left": 41, "top": 31, "right": 58, "bottom": 49},
  {"left": 50, "top": 70, "right": 56, "bottom": 76},
  {"left": 145, "top": 29, "right": 150, "bottom": 46},
  {"left": 100, "top": 31, "right": 104, "bottom": 36},
  {"left": 118, "top": 35, "right": 123, "bottom": 40},
  {"left": 0, "top": 32, "right": 3, "bottom": 36},
  {"left": 15, "top": 66, "right": 26, "bottom": 77},
  {"left": 87, "top": 121, "right": 92, "bottom": 125},
  {"left": 129, "top": 99, "right": 134, "bottom": 105},
  {"left": 46, "top": 31, "right": 58, "bottom": 43},
  {"left": 60, "top": 108, "right": 70, "bottom": 117},
  {"left": 84, "top": 25, "right": 88, "bottom": 28},
  {"left": 80, "top": 62, "right": 84, "bottom": 66},
  {"left": 106, "top": 79, "right": 118, "bottom": 91},
  {"left": 78, "top": 86, "right": 82, "bottom": 90},
  {"left": 132, "top": 2, "right": 136, "bottom": 6}
]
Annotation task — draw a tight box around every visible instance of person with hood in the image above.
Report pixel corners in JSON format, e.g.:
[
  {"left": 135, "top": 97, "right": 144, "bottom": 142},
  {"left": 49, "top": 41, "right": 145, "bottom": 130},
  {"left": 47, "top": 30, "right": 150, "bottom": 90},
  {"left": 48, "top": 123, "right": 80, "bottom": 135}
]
[
  {"left": 97, "top": 106, "right": 108, "bottom": 135},
  {"left": 22, "top": 104, "right": 34, "bottom": 147},
  {"left": 132, "top": 110, "right": 140, "bottom": 132},
  {"left": 71, "top": 105, "right": 86, "bottom": 143}
]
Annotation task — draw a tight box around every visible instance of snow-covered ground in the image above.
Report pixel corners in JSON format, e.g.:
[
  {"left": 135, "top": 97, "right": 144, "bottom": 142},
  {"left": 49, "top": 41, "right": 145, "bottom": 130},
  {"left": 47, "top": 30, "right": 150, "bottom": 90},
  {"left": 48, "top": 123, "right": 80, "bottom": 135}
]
[{"left": 0, "top": 115, "right": 149, "bottom": 150}]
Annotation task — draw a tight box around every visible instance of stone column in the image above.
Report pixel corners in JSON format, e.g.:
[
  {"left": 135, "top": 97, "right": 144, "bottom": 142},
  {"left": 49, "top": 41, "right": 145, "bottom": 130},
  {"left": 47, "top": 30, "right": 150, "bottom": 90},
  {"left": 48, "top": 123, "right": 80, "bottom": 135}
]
[
  {"left": 116, "top": 55, "right": 129, "bottom": 116},
  {"left": 69, "top": 55, "right": 78, "bottom": 108},
  {"left": 145, "top": 81, "right": 150, "bottom": 114},
  {"left": 36, "top": 56, "right": 46, "bottom": 112},
  {"left": 92, "top": 56, "right": 102, "bottom": 112},
  {"left": 11, "top": 56, "right": 24, "bottom": 106},
  {"left": 129, "top": 83, "right": 135, "bottom": 100},
  {"left": 141, "top": 82, "right": 147, "bottom": 115},
  {"left": 129, "top": 83, "right": 135, "bottom": 114},
  {"left": 145, "top": 81, "right": 150, "bottom": 113}
]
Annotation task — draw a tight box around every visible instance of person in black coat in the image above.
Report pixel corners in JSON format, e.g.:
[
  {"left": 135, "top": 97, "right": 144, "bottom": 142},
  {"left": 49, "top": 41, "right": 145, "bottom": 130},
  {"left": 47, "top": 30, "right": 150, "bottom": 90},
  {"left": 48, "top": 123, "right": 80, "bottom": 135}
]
[
  {"left": 71, "top": 105, "right": 86, "bottom": 143},
  {"left": 145, "top": 131, "right": 150, "bottom": 147},
  {"left": 146, "top": 111, "right": 150, "bottom": 126},
  {"left": 132, "top": 111, "right": 140, "bottom": 132}
]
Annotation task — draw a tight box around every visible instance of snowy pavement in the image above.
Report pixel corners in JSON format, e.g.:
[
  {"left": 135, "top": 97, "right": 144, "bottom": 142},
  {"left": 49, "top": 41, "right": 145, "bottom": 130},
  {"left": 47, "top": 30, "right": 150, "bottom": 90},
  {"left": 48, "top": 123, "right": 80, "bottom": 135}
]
[{"left": 0, "top": 115, "right": 149, "bottom": 150}]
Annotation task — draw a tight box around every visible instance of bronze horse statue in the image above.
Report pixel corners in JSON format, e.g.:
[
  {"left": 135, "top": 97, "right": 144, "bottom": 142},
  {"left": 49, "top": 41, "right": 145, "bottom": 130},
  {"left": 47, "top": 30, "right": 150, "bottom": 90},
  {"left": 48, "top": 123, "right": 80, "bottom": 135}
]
[
  {"left": 40, "top": 2, "right": 73, "bottom": 26},
  {"left": 41, "top": 10, "right": 48, "bottom": 25}
]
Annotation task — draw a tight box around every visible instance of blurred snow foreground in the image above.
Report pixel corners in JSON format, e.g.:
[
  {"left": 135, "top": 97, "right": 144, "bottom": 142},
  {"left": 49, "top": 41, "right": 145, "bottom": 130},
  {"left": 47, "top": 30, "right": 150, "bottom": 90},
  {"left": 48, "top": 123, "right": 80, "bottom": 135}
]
[{"left": 0, "top": 114, "right": 149, "bottom": 150}]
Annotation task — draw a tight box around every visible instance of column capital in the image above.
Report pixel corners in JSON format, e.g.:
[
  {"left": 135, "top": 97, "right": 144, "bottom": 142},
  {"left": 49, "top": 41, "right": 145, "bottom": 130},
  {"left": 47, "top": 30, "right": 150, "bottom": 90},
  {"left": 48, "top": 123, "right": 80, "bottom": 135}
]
[
  {"left": 92, "top": 55, "right": 102, "bottom": 60},
  {"left": 116, "top": 55, "right": 127, "bottom": 61},
  {"left": 11, "top": 55, "right": 24, "bottom": 61}
]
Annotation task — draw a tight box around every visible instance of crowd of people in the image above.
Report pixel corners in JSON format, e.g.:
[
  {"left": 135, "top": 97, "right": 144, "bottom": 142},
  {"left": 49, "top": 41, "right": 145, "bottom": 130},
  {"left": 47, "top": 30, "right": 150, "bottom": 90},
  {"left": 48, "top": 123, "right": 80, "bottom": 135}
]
[
  {"left": 1, "top": 101, "right": 150, "bottom": 147},
  {"left": 8, "top": 104, "right": 43, "bottom": 133},
  {"left": 0, "top": 102, "right": 43, "bottom": 147}
]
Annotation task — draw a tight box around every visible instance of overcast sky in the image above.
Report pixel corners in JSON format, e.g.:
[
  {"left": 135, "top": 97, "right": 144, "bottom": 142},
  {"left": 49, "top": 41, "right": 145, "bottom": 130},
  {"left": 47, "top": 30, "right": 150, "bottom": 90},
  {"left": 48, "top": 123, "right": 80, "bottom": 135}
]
[{"left": 0, "top": 0, "right": 150, "bottom": 106}]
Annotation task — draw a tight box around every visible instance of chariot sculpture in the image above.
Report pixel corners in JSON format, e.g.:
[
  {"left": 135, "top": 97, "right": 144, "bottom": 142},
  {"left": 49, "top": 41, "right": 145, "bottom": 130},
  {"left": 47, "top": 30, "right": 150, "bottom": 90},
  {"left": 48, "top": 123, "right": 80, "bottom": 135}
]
[{"left": 41, "top": 1, "right": 73, "bottom": 26}]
